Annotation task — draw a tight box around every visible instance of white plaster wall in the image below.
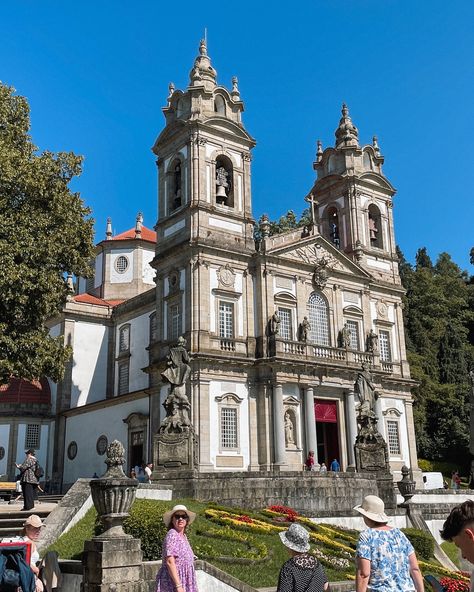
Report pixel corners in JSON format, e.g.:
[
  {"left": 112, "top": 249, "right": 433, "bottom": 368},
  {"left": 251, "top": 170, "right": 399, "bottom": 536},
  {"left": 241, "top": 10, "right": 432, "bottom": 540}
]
[
  {"left": 16, "top": 425, "right": 26, "bottom": 464},
  {"left": 63, "top": 397, "right": 149, "bottom": 483},
  {"left": 209, "top": 381, "right": 249, "bottom": 470},
  {"left": 115, "top": 313, "right": 149, "bottom": 393},
  {"left": 142, "top": 250, "right": 155, "bottom": 284},
  {"left": 48, "top": 325, "right": 61, "bottom": 410},
  {"left": 71, "top": 322, "right": 108, "bottom": 407},
  {"left": 46, "top": 421, "right": 55, "bottom": 480},
  {"left": 381, "top": 398, "right": 410, "bottom": 465},
  {"left": 94, "top": 252, "right": 103, "bottom": 289},
  {"left": 0, "top": 424, "right": 10, "bottom": 476},
  {"left": 109, "top": 248, "right": 134, "bottom": 284}
]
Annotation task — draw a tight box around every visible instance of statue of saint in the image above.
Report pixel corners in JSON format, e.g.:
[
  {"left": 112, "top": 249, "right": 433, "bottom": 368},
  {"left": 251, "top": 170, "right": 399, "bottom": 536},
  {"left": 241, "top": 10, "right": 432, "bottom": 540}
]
[
  {"left": 284, "top": 411, "right": 295, "bottom": 446},
  {"left": 161, "top": 336, "right": 190, "bottom": 388},
  {"left": 354, "top": 363, "right": 377, "bottom": 419},
  {"left": 269, "top": 311, "right": 281, "bottom": 336},
  {"left": 299, "top": 317, "right": 311, "bottom": 342},
  {"left": 160, "top": 337, "right": 191, "bottom": 433},
  {"left": 369, "top": 216, "right": 378, "bottom": 241},
  {"left": 366, "top": 329, "right": 378, "bottom": 353},
  {"left": 339, "top": 323, "right": 352, "bottom": 348}
]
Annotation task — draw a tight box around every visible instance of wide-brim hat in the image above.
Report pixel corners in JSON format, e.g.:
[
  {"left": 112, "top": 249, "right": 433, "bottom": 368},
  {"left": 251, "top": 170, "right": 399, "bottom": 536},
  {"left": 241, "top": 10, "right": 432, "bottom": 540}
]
[
  {"left": 354, "top": 495, "right": 389, "bottom": 523},
  {"left": 279, "top": 523, "right": 310, "bottom": 553},
  {"left": 163, "top": 504, "right": 196, "bottom": 528},
  {"left": 24, "top": 514, "right": 46, "bottom": 528}
]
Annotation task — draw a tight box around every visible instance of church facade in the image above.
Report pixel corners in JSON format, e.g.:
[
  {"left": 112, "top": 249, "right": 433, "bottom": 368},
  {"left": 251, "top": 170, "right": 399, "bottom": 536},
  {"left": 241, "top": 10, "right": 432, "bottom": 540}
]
[{"left": 0, "top": 41, "right": 420, "bottom": 489}]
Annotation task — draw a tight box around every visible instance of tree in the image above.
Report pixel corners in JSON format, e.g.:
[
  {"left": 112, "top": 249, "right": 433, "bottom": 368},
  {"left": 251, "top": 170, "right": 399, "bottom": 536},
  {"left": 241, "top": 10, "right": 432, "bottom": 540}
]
[{"left": 0, "top": 83, "right": 94, "bottom": 383}]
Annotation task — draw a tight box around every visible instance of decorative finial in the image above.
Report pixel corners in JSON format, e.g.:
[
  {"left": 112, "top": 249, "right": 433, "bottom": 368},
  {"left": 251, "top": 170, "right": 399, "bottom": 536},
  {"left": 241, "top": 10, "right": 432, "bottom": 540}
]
[
  {"left": 168, "top": 82, "right": 175, "bottom": 98},
  {"left": 135, "top": 212, "right": 143, "bottom": 238},
  {"left": 335, "top": 102, "right": 359, "bottom": 149},
  {"left": 66, "top": 273, "right": 75, "bottom": 297},
  {"left": 199, "top": 38, "right": 207, "bottom": 56},
  {"left": 189, "top": 38, "right": 217, "bottom": 88},
  {"left": 105, "top": 217, "right": 112, "bottom": 240},
  {"left": 316, "top": 140, "right": 323, "bottom": 162},
  {"left": 231, "top": 76, "right": 240, "bottom": 99},
  {"left": 259, "top": 214, "right": 271, "bottom": 238},
  {"left": 372, "top": 135, "right": 380, "bottom": 155}
]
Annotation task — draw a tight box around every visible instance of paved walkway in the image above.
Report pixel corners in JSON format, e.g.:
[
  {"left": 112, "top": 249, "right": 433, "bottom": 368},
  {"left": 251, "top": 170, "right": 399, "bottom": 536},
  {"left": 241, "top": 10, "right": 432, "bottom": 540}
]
[{"left": 0, "top": 501, "right": 57, "bottom": 514}]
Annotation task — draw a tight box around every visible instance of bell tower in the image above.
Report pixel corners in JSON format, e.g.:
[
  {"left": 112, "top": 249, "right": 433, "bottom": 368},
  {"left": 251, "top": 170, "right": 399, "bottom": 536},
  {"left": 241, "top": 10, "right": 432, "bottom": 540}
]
[
  {"left": 152, "top": 40, "right": 256, "bottom": 257},
  {"left": 310, "top": 104, "right": 400, "bottom": 283}
]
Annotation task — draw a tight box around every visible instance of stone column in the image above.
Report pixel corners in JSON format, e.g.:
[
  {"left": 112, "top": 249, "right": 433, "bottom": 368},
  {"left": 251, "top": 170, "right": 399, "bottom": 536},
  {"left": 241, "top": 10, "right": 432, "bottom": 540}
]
[
  {"left": 273, "top": 383, "right": 286, "bottom": 466},
  {"left": 304, "top": 386, "right": 318, "bottom": 461},
  {"left": 345, "top": 391, "right": 358, "bottom": 466}
]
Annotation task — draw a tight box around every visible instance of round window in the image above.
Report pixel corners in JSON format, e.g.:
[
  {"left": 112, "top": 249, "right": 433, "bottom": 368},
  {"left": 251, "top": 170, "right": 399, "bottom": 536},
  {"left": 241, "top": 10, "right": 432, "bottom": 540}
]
[
  {"left": 96, "top": 435, "right": 108, "bottom": 456},
  {"left": 0, "top": 446, "right": 4, "bottom": 460},
  {"left": 67, "top": 441, "right": 78, "bottom": 460},
  {"left": 115, "top": 255, "right": 129, "bottom": 274}
]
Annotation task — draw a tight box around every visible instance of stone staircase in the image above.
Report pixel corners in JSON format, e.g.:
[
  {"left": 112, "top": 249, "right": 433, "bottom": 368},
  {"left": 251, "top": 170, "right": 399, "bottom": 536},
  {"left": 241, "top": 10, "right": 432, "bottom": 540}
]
[{"left": 0, "top": 495, "right": 63, "bottom": 538}]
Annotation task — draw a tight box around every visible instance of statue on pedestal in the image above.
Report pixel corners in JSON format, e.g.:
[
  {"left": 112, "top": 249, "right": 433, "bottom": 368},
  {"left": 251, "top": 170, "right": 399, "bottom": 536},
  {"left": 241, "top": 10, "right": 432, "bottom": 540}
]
[
  {"left": 159, "top": 337, "right": 191, "bottom": 434},
  {"left": 366, "top": 329, "right": 378, "bottom": 354},
  {"left": 339, "top": 323, "right": 352, "bottom": 349},
  {"left": 298, "top": 317, "right": 311, "bottom": 342}
]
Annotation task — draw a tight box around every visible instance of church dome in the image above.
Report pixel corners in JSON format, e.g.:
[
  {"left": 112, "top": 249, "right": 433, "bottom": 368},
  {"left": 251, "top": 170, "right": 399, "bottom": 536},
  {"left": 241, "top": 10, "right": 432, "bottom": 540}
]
[{"left": 0, "top": 377, "right": 51, "bottom": 405}]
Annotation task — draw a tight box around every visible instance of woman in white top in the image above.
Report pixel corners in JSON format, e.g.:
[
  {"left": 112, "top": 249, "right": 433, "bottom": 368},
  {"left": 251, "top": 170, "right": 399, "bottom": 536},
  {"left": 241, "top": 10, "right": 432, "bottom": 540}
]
[{"left": 20, "top": 514, "right": 45, "bottom": 592}]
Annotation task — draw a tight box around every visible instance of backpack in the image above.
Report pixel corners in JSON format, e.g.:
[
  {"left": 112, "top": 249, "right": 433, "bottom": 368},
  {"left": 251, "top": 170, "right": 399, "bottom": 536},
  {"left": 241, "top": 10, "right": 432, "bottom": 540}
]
[{"left": 34, "top": 463, "right": 44, "bottom": 479}]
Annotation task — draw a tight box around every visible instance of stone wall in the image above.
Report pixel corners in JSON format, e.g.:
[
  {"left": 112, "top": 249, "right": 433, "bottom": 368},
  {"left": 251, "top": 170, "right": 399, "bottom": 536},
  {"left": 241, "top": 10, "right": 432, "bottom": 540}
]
[{"left": 158, "top": 470, "right": 396, "bottom": 514}]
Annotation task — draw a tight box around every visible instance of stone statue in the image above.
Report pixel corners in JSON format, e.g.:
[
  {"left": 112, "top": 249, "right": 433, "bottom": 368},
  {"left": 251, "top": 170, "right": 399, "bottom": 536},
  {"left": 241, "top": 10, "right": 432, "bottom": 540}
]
[
  {"left": 366, "top": 329, "right": 378, "bottom": 353},
  {"left": 368, "top": 216, "right": 378, "bottom": 241},
  {"left": 269, "top": 311, "right": 281, "bottom": 336},
  {"left": 160, "top": 337, "right": 191, "bottom": 434},
  {"left": 339, "top": 323, "right": 352, "bottom": 349},
  {"left": 298, "top": 317, "right": 311, "bottom": 342},
  {"left": 284, "top": 411, "right": 295, "bottom": 446},
  {"left": 354, "top": 363, "right": 377, "bottom": 419}
]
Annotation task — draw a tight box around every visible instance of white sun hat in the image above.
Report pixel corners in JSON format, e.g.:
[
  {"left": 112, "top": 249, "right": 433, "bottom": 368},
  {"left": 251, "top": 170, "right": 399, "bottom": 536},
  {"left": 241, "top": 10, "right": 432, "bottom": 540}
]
[{"left": 354, "top": 495, "right": 389, "bottom": 523}]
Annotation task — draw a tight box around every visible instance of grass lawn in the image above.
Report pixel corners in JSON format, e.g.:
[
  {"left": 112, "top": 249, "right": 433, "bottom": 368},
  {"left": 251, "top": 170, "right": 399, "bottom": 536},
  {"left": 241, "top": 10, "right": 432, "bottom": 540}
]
[
  {"left": 441, "top": 541, "right": 461, "bottom": 568},
  {"left": 46, "top": 499, "right": 465, "bottom": 589}
]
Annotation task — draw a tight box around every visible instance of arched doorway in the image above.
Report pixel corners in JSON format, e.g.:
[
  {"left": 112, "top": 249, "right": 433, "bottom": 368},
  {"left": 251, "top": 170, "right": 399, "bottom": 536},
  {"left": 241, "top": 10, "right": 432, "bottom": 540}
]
[{"left": 314, "top": 400, "right": 340, "bottom": 467}]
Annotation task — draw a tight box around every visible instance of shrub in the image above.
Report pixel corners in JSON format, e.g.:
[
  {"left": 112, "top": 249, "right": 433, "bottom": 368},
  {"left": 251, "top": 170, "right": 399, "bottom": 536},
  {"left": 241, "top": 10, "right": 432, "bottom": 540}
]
[
  {"left": 123, "top": 499, "right": 169, "bottom": 560},
  {"left": 402, "top": 528, "right": 434, "bottom": 560},
  {"left": 418, "top": 459, "right": 434, "bottom": 472}
]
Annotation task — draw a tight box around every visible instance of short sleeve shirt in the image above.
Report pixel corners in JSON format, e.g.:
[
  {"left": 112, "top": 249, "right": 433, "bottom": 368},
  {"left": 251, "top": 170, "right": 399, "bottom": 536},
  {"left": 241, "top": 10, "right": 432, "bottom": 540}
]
[{"left": 356, "top": 527, "right": 415, "bottom": 591}]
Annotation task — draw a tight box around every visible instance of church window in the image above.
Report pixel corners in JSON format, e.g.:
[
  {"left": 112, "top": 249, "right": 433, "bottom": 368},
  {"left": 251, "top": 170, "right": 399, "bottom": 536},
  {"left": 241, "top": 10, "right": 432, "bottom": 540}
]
[
  {"left": 214, "top": 95, "right": 226, "bottom": 114},
  {"left": 119, "top": 325, "right": 130, "bottom": 353},
  {"left": 368, "top": 204, "right": 383, "bottom": 249},
  {"left": 307, "top": 293, "right": 330, "bottom": 346},
  {"left": 149, "top": 312, "right": 157, "bottom": 343},
  {"left": 115, "top": 255, "right": 129, "bottom": 274},
  {"left": 386, "top": 420, "right": 401, "bottom": 455},
  {"left": 219, "top": 302, "right": 234, "bottom": 339},
  {"left": 170, "top": 304, "right": 181, "bottom": 341},
  {"left": 327, "top": 207, "right": 340, "bottom": 248},
  {"left": 215, "top": 155, "right": 234, "bottom": 208},
  {"left": 25, "top": 424, "right": 40, "bottom": 449},
  {"left": 221, "top": 407, "right": 238, "bottom": 449},
  {"left": 345, "top": 319, "right": 360, "bottom": 350},
  {"left": 168, "top": 158, "right": 183, "bottom": 213},
  {"left": 379, "top": 330, "right": 392, "bottom": 361},
  {"left": 278, "top": 307, "right": 293, "bottom": 341},
  {"left": 118, "top": 362, "right": 129, "bottom": 395}
]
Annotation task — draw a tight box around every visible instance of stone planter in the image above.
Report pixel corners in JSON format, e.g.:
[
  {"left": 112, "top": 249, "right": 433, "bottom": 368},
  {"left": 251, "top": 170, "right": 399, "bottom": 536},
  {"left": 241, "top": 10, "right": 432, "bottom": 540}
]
[{"left": 397, "top": 465, "right": 416, "bottom": 507}]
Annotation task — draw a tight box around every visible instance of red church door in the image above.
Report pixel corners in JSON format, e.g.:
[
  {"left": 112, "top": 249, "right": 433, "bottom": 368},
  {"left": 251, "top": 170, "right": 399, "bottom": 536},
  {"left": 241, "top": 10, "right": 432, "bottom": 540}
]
[{"left": 314, "top": 400, "right": 340, "bottom": 467}]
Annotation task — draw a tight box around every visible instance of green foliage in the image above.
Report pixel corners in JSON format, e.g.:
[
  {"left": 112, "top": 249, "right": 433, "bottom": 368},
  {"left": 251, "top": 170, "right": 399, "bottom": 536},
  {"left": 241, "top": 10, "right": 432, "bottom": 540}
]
[
  {"left": 123, "top": 499, "right": 169, "bottom": 560},
  {"left": 47, "top": 507, "right": 97, "bottom": 560},
  {"left": 0, "top": 83, "right": 94, "bottom": 383},
  {"left": 440, "top": 541, "right": 461, "bottom": 568},
  {"left": 398, "top": 245, "right": 473, "bottom": 465},
  {"left": 402, "top": 528, "right": 434, "bottom": 560}
]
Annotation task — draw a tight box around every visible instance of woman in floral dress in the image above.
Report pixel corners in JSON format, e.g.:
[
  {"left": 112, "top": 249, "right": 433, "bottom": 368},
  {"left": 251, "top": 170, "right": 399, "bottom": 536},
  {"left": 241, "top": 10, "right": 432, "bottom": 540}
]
[
  {"left": 354, "top": 495, "right": 424, "bottom": 592},
  {"left": 156, "top": 504, "right": 198, "bottom": 592}
]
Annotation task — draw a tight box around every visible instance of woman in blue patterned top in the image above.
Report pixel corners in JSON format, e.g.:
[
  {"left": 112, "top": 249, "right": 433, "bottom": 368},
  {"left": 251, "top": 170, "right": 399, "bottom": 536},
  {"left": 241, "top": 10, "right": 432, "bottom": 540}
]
[{"left": 354, "top": 495, "right": 424, "bottom": 592}]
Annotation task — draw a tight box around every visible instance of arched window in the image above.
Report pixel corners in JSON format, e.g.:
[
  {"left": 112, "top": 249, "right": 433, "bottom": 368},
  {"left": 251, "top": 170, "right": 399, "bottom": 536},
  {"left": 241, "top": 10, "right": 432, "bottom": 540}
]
[
  {"left": 119, "top": 324, "right": 130, "bottom": 353},
  {"left": 215, "top": 155, "right": 234, "bottom": 208},
  {"left": 327, "top": 206, "right": 340, "bottom": 248},
  {"left": 214, "top": 95, "right": 226, "bottom": 115},
  {"left": 149, "top": 312, "right": 157, "bottom": 343},
  {"left": 168, "top": 158, "right": 183, "bottom": 213},
  {"left": 368, "top": 204, "right": 383, "bottom": 249},
  {"left": 307, "top": 293, "right": 330, "bottom": 346}
]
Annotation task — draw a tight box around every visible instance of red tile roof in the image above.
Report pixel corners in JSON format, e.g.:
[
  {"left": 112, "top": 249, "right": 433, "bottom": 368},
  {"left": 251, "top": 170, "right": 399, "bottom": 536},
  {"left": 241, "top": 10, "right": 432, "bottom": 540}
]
[
  {"left": 0, "top": 377, "right": 51, "bottom": 404},
  {"left": 73, "top": 294, "right": 124, "bottom": 307},
  {"left": 111, "top": 226, "right": 156, "bottom": 243}
]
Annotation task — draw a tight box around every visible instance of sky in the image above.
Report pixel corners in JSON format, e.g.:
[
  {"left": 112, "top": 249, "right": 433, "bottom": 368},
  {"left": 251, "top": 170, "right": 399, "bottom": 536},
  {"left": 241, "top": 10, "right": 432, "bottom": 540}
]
[{"left": 1, "top": 1, "right": 473, "bottom": 270}]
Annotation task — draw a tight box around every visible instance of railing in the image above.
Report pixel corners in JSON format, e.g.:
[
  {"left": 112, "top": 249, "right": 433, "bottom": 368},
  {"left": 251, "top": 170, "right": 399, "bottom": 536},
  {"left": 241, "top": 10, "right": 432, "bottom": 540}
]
[{"left": 219, "top": 339, "right": 236, "bottom": 352}]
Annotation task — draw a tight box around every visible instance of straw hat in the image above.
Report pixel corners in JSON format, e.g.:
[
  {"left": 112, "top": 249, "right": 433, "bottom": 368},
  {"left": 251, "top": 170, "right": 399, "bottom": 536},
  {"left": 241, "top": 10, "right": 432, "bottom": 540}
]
[
  {"left": 354, "top": 495, "right": 389, "bottom": 523},
  {"left": 279, "top": 523, "right": 310, "bottom": 553},
  {"left": 24, "top": 515, "right": 46, "bottom": 528},
  {"left": 163, "top": 504, "right": 196, "bottom": 528}
]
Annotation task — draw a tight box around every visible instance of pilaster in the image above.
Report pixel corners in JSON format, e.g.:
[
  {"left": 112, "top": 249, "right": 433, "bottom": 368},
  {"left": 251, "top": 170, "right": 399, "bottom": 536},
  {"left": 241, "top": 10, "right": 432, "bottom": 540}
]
[
  {"left": 304, "top": 386, "right": 318, "bottom": 461},
  {"left": 273, "top": 383, "right": 286, "bottom": 466}
]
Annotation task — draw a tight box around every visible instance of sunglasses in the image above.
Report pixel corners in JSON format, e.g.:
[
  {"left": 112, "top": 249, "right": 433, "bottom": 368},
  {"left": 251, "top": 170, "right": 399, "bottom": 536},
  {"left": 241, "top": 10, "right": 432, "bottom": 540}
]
[{"left": 173, "top": 514, "right": 188, "bottom": 520}]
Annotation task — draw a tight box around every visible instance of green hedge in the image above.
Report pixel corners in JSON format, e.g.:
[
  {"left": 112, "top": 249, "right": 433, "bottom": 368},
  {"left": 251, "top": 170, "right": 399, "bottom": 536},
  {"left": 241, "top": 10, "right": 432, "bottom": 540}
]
[
  {"left": 123, "top": 499, "right": 169, "bottom": 561},
  {"left": 402, "top": 528, "right": 434, "bottom": 560}
]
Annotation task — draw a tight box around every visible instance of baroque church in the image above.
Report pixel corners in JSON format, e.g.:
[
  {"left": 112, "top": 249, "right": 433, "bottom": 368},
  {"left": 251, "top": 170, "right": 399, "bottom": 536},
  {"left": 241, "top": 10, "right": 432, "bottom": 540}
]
[{"left": 0, "top": 41, "right": 420, "bottom": 490}]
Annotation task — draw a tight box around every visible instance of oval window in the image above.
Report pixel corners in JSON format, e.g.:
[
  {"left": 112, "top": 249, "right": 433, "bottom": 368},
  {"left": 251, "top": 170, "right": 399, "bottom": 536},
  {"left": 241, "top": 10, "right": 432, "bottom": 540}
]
[{"left": 115, "top": 255, "right": 129, "bottom": 274}]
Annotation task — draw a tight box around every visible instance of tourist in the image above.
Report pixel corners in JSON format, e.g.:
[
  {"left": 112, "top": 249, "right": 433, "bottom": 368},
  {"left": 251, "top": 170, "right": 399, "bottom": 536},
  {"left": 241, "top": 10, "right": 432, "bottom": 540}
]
[
  {"left": 354, "top": 495, "right": 424, "bottom": 592},
  {"left": 15, "top": 449, "right": 39, "bottom": 511},
  {"left": 305, "top": 451, "right": 315, "bottom": 471},
  {"left": 451, "top": 471, "right": 461, "bottom": 491},
  {"left": 276, "top": 522, "right": 328, "bottom": 592},
  {"left": 145, "top": 462, "right": 153, "bottom": 483},
  {"left": 330, "top": 459, "right": 340, "bottom": 472},
  {"left": 320, "top": 463, "right": 327, "bottom": 474},
  {"left": 440, "top": 500, "right": 474, "bottom": 582},
  {"left": 155, "top": 504, "right": 198, "bottom": 592},
  {"left": 19, "top": 514, "right": 46, "bottom": 591}
]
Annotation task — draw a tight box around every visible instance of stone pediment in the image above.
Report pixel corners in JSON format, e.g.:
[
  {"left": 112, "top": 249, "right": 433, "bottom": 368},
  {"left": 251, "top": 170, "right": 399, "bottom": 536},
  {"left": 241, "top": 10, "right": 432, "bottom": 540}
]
[{"left": 266, "top": 235, "right": 371, "bottom": 279}]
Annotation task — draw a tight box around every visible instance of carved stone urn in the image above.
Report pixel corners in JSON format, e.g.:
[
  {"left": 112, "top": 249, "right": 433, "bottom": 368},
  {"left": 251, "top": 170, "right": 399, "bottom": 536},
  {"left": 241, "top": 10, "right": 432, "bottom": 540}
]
[
  {"left": 90, "top": 440, "right": 138, "bottom": 538},
  {"left": 397, "top": 465, "right": 416, "bottom": 507}
]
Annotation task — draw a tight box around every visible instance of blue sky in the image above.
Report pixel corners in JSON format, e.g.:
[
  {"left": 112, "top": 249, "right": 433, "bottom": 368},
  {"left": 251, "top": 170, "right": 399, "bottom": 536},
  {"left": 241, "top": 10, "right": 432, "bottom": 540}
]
[{"left": 1, "top": 1, "right": 473, "bottom": 270}]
